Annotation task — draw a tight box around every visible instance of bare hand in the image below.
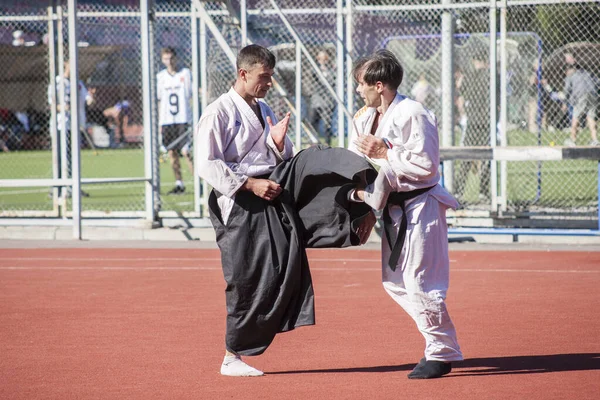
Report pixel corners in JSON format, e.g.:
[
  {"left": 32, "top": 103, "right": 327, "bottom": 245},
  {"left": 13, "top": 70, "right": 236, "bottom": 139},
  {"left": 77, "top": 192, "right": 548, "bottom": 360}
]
[
  {"left": 267, "top": 112, "right": 291, "bottom": 152},
  {"left": 354, "top": 135, "right": 388, "bottom": 159},
  {"left": 354, "top": 189, "right": 365, "bottom": 201},
  {"left": 355, "top": 210, "right": 377, "bottom": 245},
  {"left": 242, "top": 177, "right": 282, "bottom": 201}
]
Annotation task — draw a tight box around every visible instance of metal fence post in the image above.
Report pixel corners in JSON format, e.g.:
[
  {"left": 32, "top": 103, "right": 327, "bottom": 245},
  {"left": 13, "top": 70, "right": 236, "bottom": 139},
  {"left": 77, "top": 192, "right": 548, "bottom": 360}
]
[
  {"left": 336, "top": 0, "right": 345, "bottom": 148},
  {"left": 489, "top": 0, "right": 498, "bottom": 213},
  {"left": 47, "top": 6, "right": 60, "bottom": 215},
  {"left": 241, "top": 0, "right": 247, "bottom": 47},
  {"left": 499, "top": 0, "right": 508, "bottom": 213},
  {"left": 57, "top": 6, "right": 68, "bottom": 213},
  {"left": 199, "top": 17, "right": 208, "bottom": 215},
  {"left": 345, "top": 0, "right": 353, "bottom": 122},
  {"left": 295, "top": 39, "right": 302, "bottom": 150},
  {"left": 67, "top": 0, "right": 81, "bottom": 239},
  {"left": 191, "top": 2, "right": 201, "bottom": 215},
  {"left": 141, "top": 0, "right": 157, "bottom": 223},
  {"left": 441, "top": 0, "right": 454, "bottom": 192}
]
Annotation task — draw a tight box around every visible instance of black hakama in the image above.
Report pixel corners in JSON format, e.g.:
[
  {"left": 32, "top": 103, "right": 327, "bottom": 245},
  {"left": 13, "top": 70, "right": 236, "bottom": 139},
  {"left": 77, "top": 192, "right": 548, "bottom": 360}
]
[{"left": 208, "top": 145, "right": 376, "bottom": 355}]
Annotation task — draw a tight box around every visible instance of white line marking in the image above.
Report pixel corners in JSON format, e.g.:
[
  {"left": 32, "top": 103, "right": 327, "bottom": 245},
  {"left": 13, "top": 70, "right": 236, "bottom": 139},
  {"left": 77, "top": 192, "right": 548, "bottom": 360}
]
[
  {"left": 0, "top": 257, "right": 381, "bottom": 262},
  {"left": 0, "top": 266, "right": 597, "bottom": 273}
]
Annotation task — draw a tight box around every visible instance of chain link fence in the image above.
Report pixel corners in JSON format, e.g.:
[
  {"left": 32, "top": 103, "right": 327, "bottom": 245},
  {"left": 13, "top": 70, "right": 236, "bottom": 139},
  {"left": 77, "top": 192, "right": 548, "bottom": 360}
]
[{"left": 1, "top": 0, "right": 598, "bottom": 228}]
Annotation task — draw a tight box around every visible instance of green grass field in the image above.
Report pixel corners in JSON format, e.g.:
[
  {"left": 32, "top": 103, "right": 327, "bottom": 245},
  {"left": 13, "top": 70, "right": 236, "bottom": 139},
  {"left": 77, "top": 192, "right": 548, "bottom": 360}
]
[
  {"left": 0, "top": 128, "right": 597, "bottom": 214},
  {"left": 0, "top": 148, "right": 196, "bottom": 213}
]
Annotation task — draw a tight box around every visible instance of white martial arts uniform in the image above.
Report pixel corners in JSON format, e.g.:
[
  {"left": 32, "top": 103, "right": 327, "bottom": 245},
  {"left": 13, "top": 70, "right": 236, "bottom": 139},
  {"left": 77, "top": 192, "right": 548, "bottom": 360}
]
[
  {"left": 195, "top": 88, "right": 294, "bottom": 223},
  {"left": 350, "top": 93, "right": 463, "bottom": 362}
]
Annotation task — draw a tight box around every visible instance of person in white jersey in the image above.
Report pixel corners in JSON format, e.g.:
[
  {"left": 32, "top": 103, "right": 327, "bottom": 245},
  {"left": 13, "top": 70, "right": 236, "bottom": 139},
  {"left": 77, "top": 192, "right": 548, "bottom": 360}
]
[{"left": 156, "top": 47, "right": 194, "bottom": 195}]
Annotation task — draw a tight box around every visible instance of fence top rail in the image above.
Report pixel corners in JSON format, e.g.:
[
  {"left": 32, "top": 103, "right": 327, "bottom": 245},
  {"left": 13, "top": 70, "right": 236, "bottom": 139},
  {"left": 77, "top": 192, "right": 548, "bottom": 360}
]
[{"left": 440, "top": 146, "right": 600, "bottom": 161}]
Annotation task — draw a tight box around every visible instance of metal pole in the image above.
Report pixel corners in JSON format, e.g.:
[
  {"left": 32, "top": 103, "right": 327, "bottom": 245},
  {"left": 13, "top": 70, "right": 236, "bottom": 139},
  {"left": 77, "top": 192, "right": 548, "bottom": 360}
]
[
  {"left": 345, "top": 0, "right": 353, "bottom": 128},
  {"left": 67, "top": 0, "right": 81, "bottom": 239},
  {"left": 141, "top": 0, "right": 156, "bottom": 222},
  {"left": 200, "top": 18, "right": 208, "bottom": 215},
  {"left": 240, "top": 0, "right": 247, "bottom": 47},
  {"left": 489, "top": 1, "right": 498, "bottom": 213},
  {"left": 295, "top": 40, "right": 302, "bottom": 150},
  {"left": 441, "top": 0, "right": 454, "bottom": 192},
  {"left": 336, "top": 0, "right": 345, "bottom": 148},
  {"left": 57, "top": 5, "right": 68, "bottom": 210},
  {"left": 499, "top": 1, "right": 508, "bottom": 213},
  {"left": 191, "top": 2, "right": 201, "bottom": 215},
  {"left": 48, "top": 6, "right": 60, "bottom": 215}
]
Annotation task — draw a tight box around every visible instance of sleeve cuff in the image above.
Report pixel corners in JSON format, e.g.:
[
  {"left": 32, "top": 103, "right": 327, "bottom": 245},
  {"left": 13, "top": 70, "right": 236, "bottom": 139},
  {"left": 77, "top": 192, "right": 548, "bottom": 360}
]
[{"left": 347, "top": 189, "right": 364, "bottom": 203}]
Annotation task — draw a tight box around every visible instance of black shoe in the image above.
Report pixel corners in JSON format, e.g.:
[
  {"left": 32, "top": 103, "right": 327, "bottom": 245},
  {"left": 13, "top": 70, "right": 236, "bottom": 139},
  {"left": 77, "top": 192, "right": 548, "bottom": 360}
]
[
  {"left": 167, "top": 185, "right": 185, "bottom": 195},
  {"left": 81, "top": 190, "right": 90, "bottom": 198},
  {"left": 408, "top": 360, "right": 452, "bottom": 379}
]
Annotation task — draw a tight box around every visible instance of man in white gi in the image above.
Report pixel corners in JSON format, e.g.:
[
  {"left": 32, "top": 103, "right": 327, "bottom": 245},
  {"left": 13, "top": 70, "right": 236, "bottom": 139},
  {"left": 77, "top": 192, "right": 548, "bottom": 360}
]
[
  {"left": 197, "top": 44, "right": 379, "bottom": 377},
  {"left": 196, "top": 44, "right": 294, "bottom": 377},
  {"left": 156, "top": 47, "right": 194, "bottom": 195},
  {"left": 349, "top": 50, "right": 463, "bottom": 379}
]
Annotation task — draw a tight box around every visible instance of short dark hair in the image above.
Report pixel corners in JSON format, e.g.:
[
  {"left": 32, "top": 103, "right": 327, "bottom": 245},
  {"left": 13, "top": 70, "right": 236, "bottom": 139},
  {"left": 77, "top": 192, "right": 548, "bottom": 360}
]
[
  {"left": 161, "top": 47, "right": 176, "bottom": 57},
  {"left": 353, "top": 49, "right": 403, "bottom": 90},
  {"left": 236, "top": 44, "right": 276, "bottom": 71}
]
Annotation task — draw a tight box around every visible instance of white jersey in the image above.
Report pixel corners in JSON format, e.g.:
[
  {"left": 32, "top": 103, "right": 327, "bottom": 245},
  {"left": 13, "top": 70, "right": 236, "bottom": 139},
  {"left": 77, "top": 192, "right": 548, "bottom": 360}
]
[
  {"left": 156, "top": 67, "right": 193, "bottom": 126},
  {"left": 48, "top": 75, "right": 88, "bottom": 131}
]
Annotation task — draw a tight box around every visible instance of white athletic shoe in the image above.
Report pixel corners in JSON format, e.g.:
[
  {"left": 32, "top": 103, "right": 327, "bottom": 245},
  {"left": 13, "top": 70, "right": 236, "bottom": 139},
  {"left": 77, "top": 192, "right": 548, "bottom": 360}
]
[
  {"left": 220, "top": 355, "right": 264, "bottom": 377},
  {"left": 564, "top": 138, "right": 576, "bottom": 147}
]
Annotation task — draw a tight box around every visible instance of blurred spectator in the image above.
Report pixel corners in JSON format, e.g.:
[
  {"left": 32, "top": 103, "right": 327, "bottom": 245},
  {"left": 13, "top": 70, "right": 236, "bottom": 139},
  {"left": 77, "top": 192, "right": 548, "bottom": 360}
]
[
  {"left": 12, "top": 29, "right": 37, "bottom": 47},
  {"left": 0, "top": 108, "right": 26, "bottom": 151},
  {"left": 410, "top": 72, "right": 435, "bottom": 107},
  {"left": 48, "top": 59, "right": 90, "bottom": 197},
  {"left": 455, "top": 51, "right": 491, "bottom": 201},
  {"left": 12, "top": 30, "right": 24, "bottom": 46},
  {"left": 454, "top": 67, "right": 467, "bottom": 144},
  {"left": 308, "top": 49, "right": 335, "bottom": 145},
  {"left": 562, "top": 53, "right": 599, "bottom": 147},
  {"left": 103, "top": 100, "right": 130, "bottom": 146}
]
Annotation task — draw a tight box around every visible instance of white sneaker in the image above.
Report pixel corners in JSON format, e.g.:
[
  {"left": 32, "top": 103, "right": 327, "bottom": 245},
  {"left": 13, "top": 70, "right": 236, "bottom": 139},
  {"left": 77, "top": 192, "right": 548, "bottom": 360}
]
[
  {"left": 220, "top": 355, "right": 264, "bottom": 377},
  {"left": 564, "top": 138, "right": 576, "bottom": 147},
  {"left": 590, "top": 140, "right": 600, "bottom": 146}
]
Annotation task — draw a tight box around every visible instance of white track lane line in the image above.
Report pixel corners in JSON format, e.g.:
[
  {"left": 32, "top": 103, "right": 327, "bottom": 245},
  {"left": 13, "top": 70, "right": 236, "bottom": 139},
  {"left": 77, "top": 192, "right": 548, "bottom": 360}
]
[{"left": 0, "top": 266, "right": 598, "bottom": 273}]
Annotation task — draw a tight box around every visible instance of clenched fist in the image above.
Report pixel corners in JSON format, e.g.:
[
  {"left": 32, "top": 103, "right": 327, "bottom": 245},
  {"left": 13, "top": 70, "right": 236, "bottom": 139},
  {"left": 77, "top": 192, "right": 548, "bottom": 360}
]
[{"left": 242, "top": 177, "right": 282, "bottom": 201}]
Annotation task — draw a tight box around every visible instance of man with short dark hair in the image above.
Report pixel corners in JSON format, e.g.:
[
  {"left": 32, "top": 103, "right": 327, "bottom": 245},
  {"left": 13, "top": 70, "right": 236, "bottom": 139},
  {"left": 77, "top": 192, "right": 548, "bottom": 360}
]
[
  {"left": 196, "top": 44, "right": 376, "bottom": 377},
  {"left": 349, "top": 50, "right": 463, "bottom": 379}
]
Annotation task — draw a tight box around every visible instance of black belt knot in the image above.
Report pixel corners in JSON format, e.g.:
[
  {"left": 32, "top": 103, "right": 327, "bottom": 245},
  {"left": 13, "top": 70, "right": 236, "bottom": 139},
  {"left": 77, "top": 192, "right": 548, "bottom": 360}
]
[{"left": 383, "top": 186, "right": 435, "bottom": 271}]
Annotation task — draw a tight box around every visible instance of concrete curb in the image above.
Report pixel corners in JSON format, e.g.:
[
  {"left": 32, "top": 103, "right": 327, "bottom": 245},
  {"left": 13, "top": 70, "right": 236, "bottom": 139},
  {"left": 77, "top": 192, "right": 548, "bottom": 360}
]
[{"left": 1, "top": 226, "right": 600, "bottom": 249}]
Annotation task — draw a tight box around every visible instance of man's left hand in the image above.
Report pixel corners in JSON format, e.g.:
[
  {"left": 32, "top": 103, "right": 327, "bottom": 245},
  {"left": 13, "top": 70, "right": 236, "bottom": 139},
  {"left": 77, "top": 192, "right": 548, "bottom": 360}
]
[
  {"left": 354, "top": 135, "right": 388, "bottom": 159},
  {"left": 267, "top": 112, "right": 291, "bottom": 152}
]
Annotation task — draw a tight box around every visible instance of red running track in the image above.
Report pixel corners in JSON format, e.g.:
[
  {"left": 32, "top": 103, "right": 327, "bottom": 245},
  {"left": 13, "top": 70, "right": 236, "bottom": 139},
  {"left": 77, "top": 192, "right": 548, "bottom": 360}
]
[{"left": 0, "top": 248, "right": 599, "bottom": 399}]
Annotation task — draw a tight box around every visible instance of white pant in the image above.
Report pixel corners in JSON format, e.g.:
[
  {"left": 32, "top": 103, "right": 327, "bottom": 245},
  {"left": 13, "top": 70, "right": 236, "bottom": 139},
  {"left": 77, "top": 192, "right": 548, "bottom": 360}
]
[{"left": 382, "top": 195, "right": 463, "bottom": 362}]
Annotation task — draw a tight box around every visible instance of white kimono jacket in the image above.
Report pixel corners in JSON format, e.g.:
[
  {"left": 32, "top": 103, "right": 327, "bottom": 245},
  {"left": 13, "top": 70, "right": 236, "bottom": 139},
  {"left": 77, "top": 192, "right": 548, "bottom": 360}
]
[
  {"left": 195, "top": 88, "right": 294, "bottom": 223},
  {"left": 349, "top": 93, "right": 458, "bottom": 220}
]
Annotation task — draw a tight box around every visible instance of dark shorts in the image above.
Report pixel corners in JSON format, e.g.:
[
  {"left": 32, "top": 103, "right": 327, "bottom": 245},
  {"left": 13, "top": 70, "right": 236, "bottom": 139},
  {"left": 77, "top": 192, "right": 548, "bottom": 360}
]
[
  {"left": 161, "top": 123, "right": 190, "bottom": 151},
  {"left": 572, "top": 95, "right": 597, "bottom": 120}
]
